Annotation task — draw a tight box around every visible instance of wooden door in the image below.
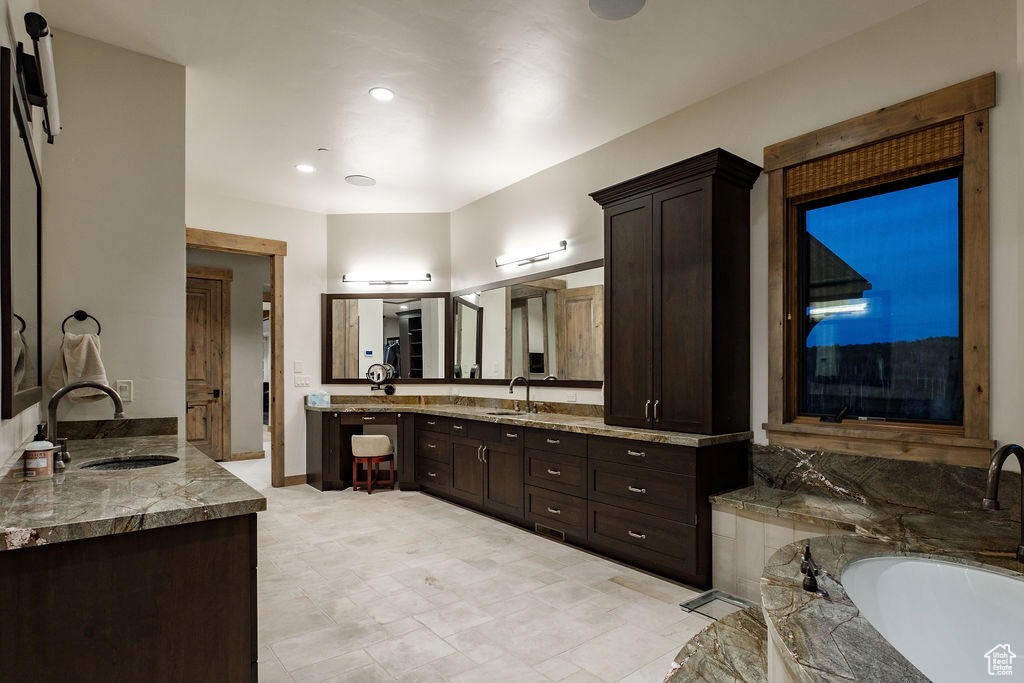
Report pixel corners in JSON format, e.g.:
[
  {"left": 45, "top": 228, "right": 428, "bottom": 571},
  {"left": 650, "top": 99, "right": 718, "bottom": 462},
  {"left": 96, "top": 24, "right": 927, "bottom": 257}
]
[
  {"left": 655, "top": 180, "right": 711, "bottom": 432},
  {"left": 186, "top": 268, "right": 231, "bottom": 460},
  {"left": 555, "top": 285, "right": 604, "bottom": 381},
  {"left": 449, "top": 437, "right": 484, "bottom": 505},
  {"left": 604, "top": 196, "right": 653, "bottom": 428},
  {"left": 483, "top": 441, "right": 524, "bottom": 519}
]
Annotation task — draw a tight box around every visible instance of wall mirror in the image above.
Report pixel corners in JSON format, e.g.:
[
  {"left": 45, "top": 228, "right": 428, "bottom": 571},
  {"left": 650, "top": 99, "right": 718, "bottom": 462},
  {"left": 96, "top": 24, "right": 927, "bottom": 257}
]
[
  {"left": 322, "top": 293, "right": 452, "bottom": 383},
  {"left": 452, "top": 260, "right": 603, "bottom": 386},
  {"left": 1, "top": 47, "right": 42, "bottom": 418}
]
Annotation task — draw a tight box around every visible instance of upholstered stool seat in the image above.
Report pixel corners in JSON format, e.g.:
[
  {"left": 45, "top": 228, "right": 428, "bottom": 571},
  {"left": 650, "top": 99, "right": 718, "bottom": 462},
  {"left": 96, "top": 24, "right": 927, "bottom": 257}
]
[{"left": 351, "top": 434, "right": 395, "bottom": 494}]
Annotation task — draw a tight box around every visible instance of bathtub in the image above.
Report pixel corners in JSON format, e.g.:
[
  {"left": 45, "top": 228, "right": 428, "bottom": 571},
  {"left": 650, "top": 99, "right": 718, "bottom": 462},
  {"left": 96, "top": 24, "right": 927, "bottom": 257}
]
[{"left": 841, "top": 556, "right": 1024, "bottom": 683}]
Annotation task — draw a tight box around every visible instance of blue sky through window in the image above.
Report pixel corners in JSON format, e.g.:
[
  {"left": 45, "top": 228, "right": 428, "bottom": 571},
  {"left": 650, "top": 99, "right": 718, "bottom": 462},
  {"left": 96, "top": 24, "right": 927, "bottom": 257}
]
[{"left": 805, "top": 177, "right": 959, "bottom": 347}]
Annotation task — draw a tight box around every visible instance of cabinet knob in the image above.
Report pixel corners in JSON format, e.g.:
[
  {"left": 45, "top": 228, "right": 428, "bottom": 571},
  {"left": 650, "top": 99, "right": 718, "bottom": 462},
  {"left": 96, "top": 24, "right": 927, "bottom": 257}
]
[
  {"left": 627, "top": 485, "right": 647, "bottom": 495},
  {"left": 546, "top": 468, "right": 562, "bottom": 476},
  {"left": 546, "top": 506, "right": 562, "bottom": 515},
  {"left": 627, "top": 530, "right": 647, "bottom": 540}
]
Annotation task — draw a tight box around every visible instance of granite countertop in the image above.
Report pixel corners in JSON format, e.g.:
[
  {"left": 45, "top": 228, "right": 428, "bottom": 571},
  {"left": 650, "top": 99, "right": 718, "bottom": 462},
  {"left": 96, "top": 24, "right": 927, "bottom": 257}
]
[
  {"left": 306, "top": 402, "right": 751, "bottom": 448},
  {"left": 0, "top": 435, "right": 266, "bottom": 551},
  {"left": 667, "top": 606, "right": 768, "bottom": 682},
  {"left": 762, "top": 533, "right": 1024, "bottom": 682}
]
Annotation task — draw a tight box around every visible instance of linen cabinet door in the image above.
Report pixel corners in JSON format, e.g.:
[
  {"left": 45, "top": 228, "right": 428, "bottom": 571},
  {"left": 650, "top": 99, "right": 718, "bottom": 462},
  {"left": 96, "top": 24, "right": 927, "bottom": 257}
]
[{"left": 603, "top": 195, "right": 654, "bottom": 429}]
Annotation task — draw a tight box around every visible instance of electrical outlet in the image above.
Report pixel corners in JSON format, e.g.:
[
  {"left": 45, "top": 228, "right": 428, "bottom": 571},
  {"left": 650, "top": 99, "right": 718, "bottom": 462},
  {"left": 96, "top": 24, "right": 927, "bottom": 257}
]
[
  {"left": 566, "top": 391, "right": 577, "bottom": 402},
  {"left": 115, "top": 380, "right": 133, "bottom": 402}
]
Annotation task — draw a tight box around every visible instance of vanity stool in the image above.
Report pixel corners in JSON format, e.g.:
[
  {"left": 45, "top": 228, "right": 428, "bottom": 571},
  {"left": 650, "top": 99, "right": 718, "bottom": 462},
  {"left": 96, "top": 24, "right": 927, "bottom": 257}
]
[{"left": 351, "top": 434, "right": 395, "bottom": 494}]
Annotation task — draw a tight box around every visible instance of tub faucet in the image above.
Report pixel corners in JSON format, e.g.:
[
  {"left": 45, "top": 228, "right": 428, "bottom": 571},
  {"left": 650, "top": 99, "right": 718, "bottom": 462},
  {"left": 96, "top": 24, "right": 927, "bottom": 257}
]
[
  {"left": 982, "top": 443, "right": 1024, "bottom": 563},
  {"left": 47, "top": 381, "right": 125, "bottom": 462},
  {"left": 509, "top": 375, "right": 531, "bottom": 413}
]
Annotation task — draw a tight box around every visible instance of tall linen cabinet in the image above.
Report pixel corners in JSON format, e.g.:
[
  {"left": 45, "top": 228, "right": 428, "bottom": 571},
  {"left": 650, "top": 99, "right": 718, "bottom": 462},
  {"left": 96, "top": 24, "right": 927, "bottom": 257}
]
[{"left": 591, "top": 149, "right": 762, "bottom": 435}]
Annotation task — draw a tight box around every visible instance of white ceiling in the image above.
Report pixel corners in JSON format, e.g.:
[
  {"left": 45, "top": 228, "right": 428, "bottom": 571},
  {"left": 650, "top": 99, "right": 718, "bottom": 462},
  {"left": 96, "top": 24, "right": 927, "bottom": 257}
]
[{"left": 41, "top": 0, "right": 926, "bottom": 215}]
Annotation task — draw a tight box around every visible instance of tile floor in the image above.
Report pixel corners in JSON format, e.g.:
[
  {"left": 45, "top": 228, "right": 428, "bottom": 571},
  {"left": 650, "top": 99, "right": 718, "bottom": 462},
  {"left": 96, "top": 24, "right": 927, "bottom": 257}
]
[{"left": 222, "top": 455, "right": 710, "bottom": 682}]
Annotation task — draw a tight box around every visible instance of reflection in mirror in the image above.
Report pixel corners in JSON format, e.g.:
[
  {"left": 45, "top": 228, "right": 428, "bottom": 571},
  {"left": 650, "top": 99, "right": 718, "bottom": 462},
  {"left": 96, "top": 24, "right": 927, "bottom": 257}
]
[
  {"left": 454, "top": 266, "right": 603, "bottom": 383},
  {"left": 453, "top": 298, "right": 482, "bottom": 378},
  {"left": 2, "top": 47, "right": 42, "bottom": 418},
  {"left": 322, "top": 294, "right": 450, "bottom": 382}
]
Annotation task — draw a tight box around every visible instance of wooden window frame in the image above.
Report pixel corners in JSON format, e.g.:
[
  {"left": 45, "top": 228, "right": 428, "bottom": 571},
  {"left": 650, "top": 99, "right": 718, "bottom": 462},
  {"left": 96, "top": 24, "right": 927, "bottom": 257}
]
[{"left": 763, "top": 73, "right": 996, "bottom": 467}]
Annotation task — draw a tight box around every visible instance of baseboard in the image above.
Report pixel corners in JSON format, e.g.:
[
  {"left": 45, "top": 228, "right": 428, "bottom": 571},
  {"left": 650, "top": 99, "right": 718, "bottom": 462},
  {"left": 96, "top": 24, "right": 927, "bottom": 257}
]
[
  {"left": 229, "top": 451, "right": 266, "bottom": 461},
  {"left": 283, "top": 474, "right": 307, "bottom": 487}
]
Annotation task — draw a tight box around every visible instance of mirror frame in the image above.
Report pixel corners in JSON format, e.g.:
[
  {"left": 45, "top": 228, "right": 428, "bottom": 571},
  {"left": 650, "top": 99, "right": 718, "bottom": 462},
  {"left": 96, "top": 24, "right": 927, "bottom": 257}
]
[
  {"left": 321, "top": 292, "right": 453, "bottom": 384},
  {"left": 451, "top": 259, "right": 604, "bottom": 388},
  {"left": 1, "top": 47, "right": 42, "bottom": 418}
]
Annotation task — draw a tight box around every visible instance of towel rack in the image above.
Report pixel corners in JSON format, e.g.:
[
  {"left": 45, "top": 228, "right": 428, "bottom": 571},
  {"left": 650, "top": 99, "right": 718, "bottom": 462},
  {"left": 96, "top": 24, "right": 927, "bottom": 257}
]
[
  {"left": 61, "top": 309, "right": 101, "bottom": 335},
  {"left": 12, "top": 313, "right": 25, "bottom": 333}
]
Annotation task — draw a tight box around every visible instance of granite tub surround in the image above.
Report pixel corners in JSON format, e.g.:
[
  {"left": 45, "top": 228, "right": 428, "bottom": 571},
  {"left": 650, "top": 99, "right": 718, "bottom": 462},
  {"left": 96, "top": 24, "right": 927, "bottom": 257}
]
[
  {"left": 0, "top": 435, "right": 266, "bottom": 550},
  {"left": 307, "top": 397, "right": 752, "bottom": 448},
  {"left": 761, "top": 534, "right": 1024, "bottom": 682},
  {"left": 667, "top": 606, "right": 768, "bottom": 682}
]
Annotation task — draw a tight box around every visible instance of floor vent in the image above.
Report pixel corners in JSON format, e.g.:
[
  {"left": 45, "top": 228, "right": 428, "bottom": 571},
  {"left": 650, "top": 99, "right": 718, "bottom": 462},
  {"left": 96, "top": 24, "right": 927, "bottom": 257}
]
[
  {"left": 534, "top": 523, "right": 566, "bottom": 542},
  {"left": 679, "top": 589, "right": 756, "bottom": 621}
]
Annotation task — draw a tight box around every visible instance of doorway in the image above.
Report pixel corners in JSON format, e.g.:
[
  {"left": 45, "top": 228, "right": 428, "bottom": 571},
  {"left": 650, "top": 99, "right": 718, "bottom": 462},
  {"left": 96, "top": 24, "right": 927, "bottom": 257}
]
[{"left": 186, "top": 227, "right": 288, "bottom": 487}]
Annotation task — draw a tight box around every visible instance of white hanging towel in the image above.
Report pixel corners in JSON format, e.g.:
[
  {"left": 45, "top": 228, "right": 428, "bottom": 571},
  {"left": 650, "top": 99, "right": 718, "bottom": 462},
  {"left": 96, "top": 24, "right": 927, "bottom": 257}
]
[{"left": 47, "top": 332, "right": 109, "bottom": 402}]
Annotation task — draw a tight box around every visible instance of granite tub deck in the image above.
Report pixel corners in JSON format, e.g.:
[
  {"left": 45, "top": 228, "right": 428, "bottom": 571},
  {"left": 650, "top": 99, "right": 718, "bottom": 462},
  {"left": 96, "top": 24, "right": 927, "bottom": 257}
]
[
  {"left": 0, "top": 434, "right": 266, "bottom": 549},
  {"left": 667, "top": 606, "right": 768, "bottom": 683}
]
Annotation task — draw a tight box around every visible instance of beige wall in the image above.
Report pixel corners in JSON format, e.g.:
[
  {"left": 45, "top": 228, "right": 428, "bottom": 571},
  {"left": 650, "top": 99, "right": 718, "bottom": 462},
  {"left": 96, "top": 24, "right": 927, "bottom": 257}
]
[
  {"left": 186, "top": 249, "right": 269, "bottom": 456},
  {"left": 451, "top": 0, "right": 1022, "bottom": 442},
  {"left": 41, "top": 31, "right": 186, "bottom": 429}
]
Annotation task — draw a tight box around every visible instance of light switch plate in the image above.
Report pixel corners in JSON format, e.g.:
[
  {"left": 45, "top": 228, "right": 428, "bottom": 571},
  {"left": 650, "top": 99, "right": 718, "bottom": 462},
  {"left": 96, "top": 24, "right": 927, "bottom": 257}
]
[{"left": 293, "top": 360, "right": 304, "bottom": 373}]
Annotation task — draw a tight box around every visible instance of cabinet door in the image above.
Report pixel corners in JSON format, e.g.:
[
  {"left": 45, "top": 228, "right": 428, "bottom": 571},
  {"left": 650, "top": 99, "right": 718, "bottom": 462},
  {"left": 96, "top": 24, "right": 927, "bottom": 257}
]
[
  {"left": 450, "top": 437, "right": 484, "bottom": 505},
  {"left": 323, "top": 412, "right": 342, "bottom": 485},
  {"left": 483, "top": 441, "right": 523, "bottom": 520},
  {"left": 654, "top": 179, "right": 713, "bottom": 433},
  {"left": 604, "top": 196, "right": 654, "bottom": 428}
]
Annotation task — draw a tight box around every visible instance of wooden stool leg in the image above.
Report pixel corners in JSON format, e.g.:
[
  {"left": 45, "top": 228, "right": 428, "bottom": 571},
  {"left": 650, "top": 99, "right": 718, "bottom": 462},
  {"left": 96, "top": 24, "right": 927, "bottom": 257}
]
[
  {"left": 368, "top": 459, "right": 374, "bottom": 495},
  {"left": 352, "top": 459, "right": 358, "bottom": 491}
]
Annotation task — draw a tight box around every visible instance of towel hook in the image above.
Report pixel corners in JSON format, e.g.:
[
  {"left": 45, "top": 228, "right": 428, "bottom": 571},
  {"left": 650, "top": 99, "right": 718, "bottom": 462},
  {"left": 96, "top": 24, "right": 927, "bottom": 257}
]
[
  {"left": 12, "top": 313, "right": 25, "bottom": 333},
  {"left": 61, "top": 309, "right": 101, "bottom": 335}
]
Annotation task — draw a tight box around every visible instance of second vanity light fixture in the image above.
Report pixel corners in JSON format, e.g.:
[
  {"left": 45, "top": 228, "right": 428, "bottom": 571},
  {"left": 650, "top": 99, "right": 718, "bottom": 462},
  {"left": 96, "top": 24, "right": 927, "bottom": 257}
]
[
  {"left": 495, "top": 240, "right": 568, "bottom": 267},
  {"left": 342, "top": 273, "right": 432, "bottom": 286}
]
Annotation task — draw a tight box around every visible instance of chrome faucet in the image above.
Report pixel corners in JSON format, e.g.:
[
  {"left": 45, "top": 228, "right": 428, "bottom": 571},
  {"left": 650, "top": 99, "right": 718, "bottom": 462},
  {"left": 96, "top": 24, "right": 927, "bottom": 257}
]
[
  {"left": 509, "top": 375, "right": 531, "bottom": 413},
  {"left": 982, "top": 444, "right": 1024, "bottom": 563},
  {"left": 47, "top": 381, "right": 125, "bottom": 462}
]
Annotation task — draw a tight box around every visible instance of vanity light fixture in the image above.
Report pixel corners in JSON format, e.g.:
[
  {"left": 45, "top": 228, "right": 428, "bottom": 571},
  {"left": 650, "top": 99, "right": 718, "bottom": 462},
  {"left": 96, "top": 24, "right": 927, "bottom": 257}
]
[
  {"left": 369, "top": 87, "right": 394, "bottom": 102},
  {"left": 495, "top": 240, "right": 568, "bottom": 267},
  {"left": 295, "top": 163, "right": 316, "bottom": 173},
  {"left": 342, "top": 273, "right": 432, "bottom": 286},
  {"left": 807, "top": 301, "right": 868, "bottom": 317},
  {"left": 22, "top": 12, "right": 60, "bottom": 143},
  {"left": 345, "top": 174, "right": 376, "bottom": 186}
]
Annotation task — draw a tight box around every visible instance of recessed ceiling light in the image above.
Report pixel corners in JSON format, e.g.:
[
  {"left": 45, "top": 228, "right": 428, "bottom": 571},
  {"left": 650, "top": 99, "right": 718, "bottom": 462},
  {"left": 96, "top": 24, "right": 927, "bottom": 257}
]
[
  {"left": 295, "top": 163, "right": 316, "bottom": 173},
  {"left": 589, "top": 0, "right": 645, "bottom": 20},
  {"left": 369, "top": 87, "right": 394, "bottom": 102},
  {"left": 345, "top": 174, "right": 376, "bottom": 187}
]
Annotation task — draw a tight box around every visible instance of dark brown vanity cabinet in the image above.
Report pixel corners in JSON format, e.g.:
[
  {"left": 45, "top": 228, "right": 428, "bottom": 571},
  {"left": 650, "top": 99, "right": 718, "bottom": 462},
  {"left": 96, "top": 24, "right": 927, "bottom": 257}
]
[
  {"left": 415, "top": 415, "right": 451, "bottom": 494},
  {"left": 306, "top": 410, "right": 397, "bottom": 490},
  {"left": 524, "top": 429, "right": 589, "bottom": 542},
  {"left": 591, "top": 149, "right": 762, "bottom": 435},
  {"left": 449, "top": 419, "right": 525, "bottom": 521}
]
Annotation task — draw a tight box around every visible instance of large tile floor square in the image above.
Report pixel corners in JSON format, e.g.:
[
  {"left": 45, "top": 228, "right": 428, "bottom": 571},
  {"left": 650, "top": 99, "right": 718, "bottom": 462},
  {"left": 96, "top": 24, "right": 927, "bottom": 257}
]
[{"left": 223, "top": 457, "right": 710, "bottom": 682}]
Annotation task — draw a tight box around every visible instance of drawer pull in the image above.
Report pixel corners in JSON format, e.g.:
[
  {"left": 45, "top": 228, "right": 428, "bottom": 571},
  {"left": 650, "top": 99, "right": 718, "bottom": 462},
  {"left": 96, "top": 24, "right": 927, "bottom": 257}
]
[
  {"left": 546, "top": 438, "right": 561, "bottom": 445},
  {"left": 627, "top": 485, "right": 647, "bottom": 494},
  {"left": 426, "top": 420, "right": 437, "bottom": 425},
  {"left": 362, "top": 416, "right": 375, "bottom": 422},
  {"left": 546, "top": 506, "right": 562, "bottom": 515},
  {"left": 427, "top": 443, "right": 436, "bottom": 449},
  {"left": 626, "top": 449, "right": 646, "bottom": 458},
  {"left": 627, "top": 530, "right": 647, "bottom": 540},
  {"left": 427, "top": 472, "right": 437, "bottom": 478},
  {"left": 453, "top": 424, "right": 464, "bottom": 431},
  {"left": 505, "top": 432, "right": 519, "bottom": 439},
  {"left": 546, "top": 468, "right": 562, "bottom": 476}
]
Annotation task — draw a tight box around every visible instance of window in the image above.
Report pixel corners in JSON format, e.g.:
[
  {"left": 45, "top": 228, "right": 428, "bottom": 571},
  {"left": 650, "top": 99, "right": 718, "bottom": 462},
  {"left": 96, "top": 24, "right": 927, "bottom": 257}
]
[
  {"left": 799, "top": 173, "right": 962, "bottom": 424},
  {"left": 763, "top": 73, "right": 995, "bottom": 465}
]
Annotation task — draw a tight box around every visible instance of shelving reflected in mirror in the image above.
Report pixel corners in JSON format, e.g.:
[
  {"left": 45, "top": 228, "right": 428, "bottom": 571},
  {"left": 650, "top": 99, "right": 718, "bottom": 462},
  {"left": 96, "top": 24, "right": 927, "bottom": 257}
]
[
  {"left": 321, "top": 293, "right": 451, "bottom": 383},
  {"left": 452, "top": 261, "right": 603, "bottom": 386}
]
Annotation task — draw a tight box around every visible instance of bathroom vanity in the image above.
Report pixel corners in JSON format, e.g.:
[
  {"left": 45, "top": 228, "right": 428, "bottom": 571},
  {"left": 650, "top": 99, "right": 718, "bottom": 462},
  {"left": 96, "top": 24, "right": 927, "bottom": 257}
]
[{"left": 0, "top": 435, "right": 265, "bottom": 681}]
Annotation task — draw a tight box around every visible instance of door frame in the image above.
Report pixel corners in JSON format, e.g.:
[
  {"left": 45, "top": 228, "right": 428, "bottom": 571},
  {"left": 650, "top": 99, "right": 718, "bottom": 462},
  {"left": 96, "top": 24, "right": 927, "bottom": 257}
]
[
  {"left": 186, "top": 265, "right": 232, "bottom": 460},
  {"left": 186, "top": 227, "right": 288, "bottom": 488}
]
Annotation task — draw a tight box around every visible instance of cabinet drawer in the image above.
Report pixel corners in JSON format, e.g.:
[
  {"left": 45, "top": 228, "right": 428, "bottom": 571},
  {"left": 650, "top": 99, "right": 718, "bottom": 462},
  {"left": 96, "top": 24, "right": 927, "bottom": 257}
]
[
  {"left": 525, "top": 449, "right": 587, "bottom": 496},
  {"left": 496, "top": 426, "right": 524, "bottom": 447},
  {"left": 588, "top": 436, "right": 695, "bottom": 475},
  {"left": 526, "top": 485, "right": 587, "bottom": 537},
  {"left": 416, "top": 458, "right": 450, "bottom": 492},
  {"left": 525, "top": 429, "right": 587, "bottom": 457},
  {"left": 415, "top": 431, "right": 450, "bottom": 464},
  {"left": 588, "top": 501, "right": 696, "bottom": 575},
  {"left": 416, "top": 415, "right": 450, "bottom": 433},
  {"left": 450, "top": 419, "right": 498, "bottom": 442},
  {"left": 340, "top": 412, "right": 398, "bottom": 426},
  {"left": 589, "top": 461, "right": 694, "bottom": 523}
]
